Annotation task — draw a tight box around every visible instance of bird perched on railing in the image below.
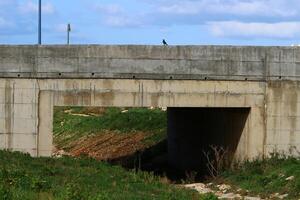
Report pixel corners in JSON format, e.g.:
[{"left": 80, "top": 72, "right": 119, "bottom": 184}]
[{"left": 162, "top": 39, "right": 168, "bottom": 46}]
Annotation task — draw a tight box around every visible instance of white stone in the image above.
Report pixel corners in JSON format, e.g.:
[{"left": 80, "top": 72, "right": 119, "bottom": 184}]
[
  {"left": 184, "top": 183, "right": 212, "bottom": 194},
  {"left": 285, "top": 176, "right": 294, "bottom": 181}
]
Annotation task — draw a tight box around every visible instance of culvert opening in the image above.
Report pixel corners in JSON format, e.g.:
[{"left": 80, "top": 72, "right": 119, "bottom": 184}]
[
  {"left": 52, "top": 106, "right": 250, "bottom": 183},
  {"left": 167, "top": 107, "right": 250, "bottom": 181}
]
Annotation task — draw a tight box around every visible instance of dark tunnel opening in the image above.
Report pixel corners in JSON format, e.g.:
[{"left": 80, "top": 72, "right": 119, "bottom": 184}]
[{"left": 167, "top": 107, "right": 250, "bottom": 178}]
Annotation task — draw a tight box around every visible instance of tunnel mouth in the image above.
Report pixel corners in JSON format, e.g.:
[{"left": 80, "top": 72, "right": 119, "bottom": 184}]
[
  {"left": 52, "top": 106, "right": 250, "bottom": 183},
  {"left": 167, "top": 107, "right": 250, "bottom": 180}
]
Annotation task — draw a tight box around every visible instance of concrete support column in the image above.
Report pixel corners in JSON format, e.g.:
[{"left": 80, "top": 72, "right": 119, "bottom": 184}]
[
  {"left": 1, "top": 80, "right": 15, "bottom": 150},
  {"left": 37, "top": 91, "right": 53, "bottom": 157},
  {"left": 0, "top": 79, "right": 39, "bottom": 156}
]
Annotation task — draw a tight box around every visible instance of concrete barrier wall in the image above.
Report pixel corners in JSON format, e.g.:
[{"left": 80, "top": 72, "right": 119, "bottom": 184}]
[{"left": 0, "top": 45, "right": 300, "bottom": 81}]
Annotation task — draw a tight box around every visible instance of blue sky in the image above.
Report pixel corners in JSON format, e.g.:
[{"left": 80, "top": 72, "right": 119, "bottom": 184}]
[{"left": 1, "top": 0, "right": 300, "bottom": 45}]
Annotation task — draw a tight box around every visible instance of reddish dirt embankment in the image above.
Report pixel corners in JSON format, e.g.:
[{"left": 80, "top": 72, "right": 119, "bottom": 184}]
[{"left": 54, "top": 131, "right": 148, "bottom": 161}]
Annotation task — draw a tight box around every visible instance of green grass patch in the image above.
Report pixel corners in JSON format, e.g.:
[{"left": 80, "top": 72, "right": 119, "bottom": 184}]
[
  {"left": 53, "top": 107, "right": 167, "bottom": 149},
  {"left": 221, "top": 154, "right": 300, "bottom": 198},
  {"left": 0, "top": 150, "right": 207, "bottom": 200}
]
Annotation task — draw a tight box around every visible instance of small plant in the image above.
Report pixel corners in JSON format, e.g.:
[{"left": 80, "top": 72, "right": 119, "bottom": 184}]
[
  {"left": 64, "top": 182, "right": 86, "bottom": 200},
  {"left": 221, "top": 151, "right": 300, "bottom": 198},
  {"left": 0, "top": 167, "right": 13, "bottom": 200},
  {"left": 200, "top": 193, "right": 218, "bottom": 200},
  {"left": 0, "top": 150, "right": 201, "bottom": 199}
]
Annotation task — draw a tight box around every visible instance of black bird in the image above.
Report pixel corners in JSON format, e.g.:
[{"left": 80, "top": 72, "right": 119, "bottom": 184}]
[{"left": 162, "top": 39, "right": 168, "bottom": 46}]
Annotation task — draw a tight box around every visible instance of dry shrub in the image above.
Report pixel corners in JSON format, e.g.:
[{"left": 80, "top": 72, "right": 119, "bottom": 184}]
[{"left": 203, "top": 145, "right": 234, "bottom": 178}]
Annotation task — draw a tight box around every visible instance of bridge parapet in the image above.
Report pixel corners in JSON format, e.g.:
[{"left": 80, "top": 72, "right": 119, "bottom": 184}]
[{"left": 0, "top": 45, "right": 299, "bottom": 81}]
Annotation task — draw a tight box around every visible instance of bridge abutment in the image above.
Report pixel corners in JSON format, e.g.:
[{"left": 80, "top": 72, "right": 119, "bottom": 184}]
[{"left": 0, "top": 78, "right": 269, "bottom": 163}]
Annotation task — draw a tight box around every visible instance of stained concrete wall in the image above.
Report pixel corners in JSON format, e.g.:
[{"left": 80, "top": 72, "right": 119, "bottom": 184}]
[
  {"left": 0, "top": 79, "right": 39, "bottom": 156},
  {"left": 0, "top": 79, "right": 265, "bottom": 159},
  {"left": 265, "top": 81, "right": 300, "bottom": 155},
  {"left": 0, "top": 45, "right": 300, "bottom": 161},
  {"left": 0, "top": 45, "right": 300, "bottom": 81}
]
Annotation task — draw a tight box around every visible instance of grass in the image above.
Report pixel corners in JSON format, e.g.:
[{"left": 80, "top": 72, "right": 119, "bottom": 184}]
[
  {"left": 53, "top": 107, "right": 167, "bottom": 149},
  {"left": 51, "top": 106, "right": 300, "bottom": 198},
  {"left": 220, "top": 153, "right": 300, "bottom": 198},
  {"left": 0, "top": 150, "right": 213, "bottom": 200}
]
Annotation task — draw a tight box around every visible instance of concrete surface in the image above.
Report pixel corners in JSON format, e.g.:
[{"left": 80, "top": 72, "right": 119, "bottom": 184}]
[
  {"left": 0, "top": 45, "right": 300, "bottom": 81},
  {"left": 0, "top": 45, "right": 299, "bottom": 164}
]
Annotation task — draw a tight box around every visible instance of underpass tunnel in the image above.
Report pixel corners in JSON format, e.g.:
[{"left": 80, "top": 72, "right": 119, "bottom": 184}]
[{"left": 167, "top": 107, "right": 250, "bottom": 174}]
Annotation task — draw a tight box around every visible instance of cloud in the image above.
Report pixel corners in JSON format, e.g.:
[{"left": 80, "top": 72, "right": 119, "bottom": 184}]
[
  {"left": 0, "top": 17, "right": 13, "bottom": 28},
  {"left": 104, "top": 16, "right": 142, "bottom": 28},
  {"left": 0, "top": 0, "right": 15, "bottom": 7},
  {"left": 94, "top": 4, "right": 123, "bottom": 15},
  {"left": 210, "top": 1, "right": 297, "bottom": 17},
  {"left": 0, "top": 0, "right": 50, "bottom": 36},
  {"left": 154, "top": 0, "right": 299, "bottom": 17},
  {"left": 55, "top": 24, "right": 68, "bottom": 33},
  {"left": 92, "top": 3, "right": 143, "bottom": 28},
  {"left": 158, "top": 1, "right": 204, "bottom": 15},
  {"left": 18, "top": 1, "right": 55, "bottom": 14},
  {"left": 208, "top": 21, "right": 300, "bottom": 39}
]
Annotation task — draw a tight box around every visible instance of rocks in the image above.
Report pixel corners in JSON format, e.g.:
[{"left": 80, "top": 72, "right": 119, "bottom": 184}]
[
  {"left": 271, "top": 193, "right": 289, "bottom": 199},
  {"left": 52, "top": 149, "right": 70, "bottom": 158},
  {"left": 219, "top": 193, "right": 242, "bottom": 199},
  {"left": 183, "top": 182, "right": 290, "bottom": 200},
  {"left": 278, "top": 194, "right": 289, "bottom": 199},
  {"left": 217, "top": 184, "right": 231, "bottom": 192},
  {"left": 184, "top": 183, "right": 212, "bottom": 194},
  {"left": 285, "top": 176, "right": 294, "bottom": 181},
  {"left": 244, "top": 197, "right": 261, "bottom": 200}
]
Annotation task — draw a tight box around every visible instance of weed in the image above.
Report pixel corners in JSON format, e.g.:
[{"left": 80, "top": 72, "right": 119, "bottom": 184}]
[
  {"left": 221, "top": 152, "right": 300, "bottom": 198},
  {"left": 199, "top": 193, "right": 218, "bottom": 200},
  {"left": 0, "top": 150, "right": 200, "bottom": 200}
]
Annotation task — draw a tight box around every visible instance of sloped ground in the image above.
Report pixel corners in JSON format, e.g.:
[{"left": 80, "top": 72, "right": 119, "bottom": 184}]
[
  {"left": 52, "top": 107, "right": 300, "bottom": 199},
  {"left": 63, "top": 131, "right": 146, "bottom": 160},
  {"left": 53, "top": 107, "right": 167, "bottom": 161},
  {"left": 219, "top": 154, "right": 300, "bottom": 199},
  {"left": 183, "top": 154, "right": 300, "bottom": 199}
]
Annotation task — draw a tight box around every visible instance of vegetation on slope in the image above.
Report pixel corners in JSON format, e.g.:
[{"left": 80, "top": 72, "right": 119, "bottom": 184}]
[
  {"left": 53, "top": 107, "right": 167, "bottom": 151},
  {"left": 0, "top": 150, "right": 206, "bottom": 200},
  {"left": 220, "top": 153, "right": 300, "bottom": 198}
]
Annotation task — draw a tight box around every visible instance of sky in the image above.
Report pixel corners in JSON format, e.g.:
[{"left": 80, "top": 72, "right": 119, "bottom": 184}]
[{"left": 1, "top": 0, "right": 300, "bottom": 46}]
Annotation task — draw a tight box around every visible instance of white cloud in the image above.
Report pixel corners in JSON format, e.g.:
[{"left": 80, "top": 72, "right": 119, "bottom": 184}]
[
  {"left": 0, "top": 17, "right": 13, "bottom": 28},
  {"left": 55, "top": 24, "right": 68, "bottom": 33},
  {"left": 157, "top": 0, "right": 298, "bottom": 17},
  {"left": 210, "top": 0, "right": 297, "bottom": 17},
  {"left": 208, "top": 21, "right": 300, "bottom": 39},
  {"left": 104, "top": 16, "right": 142, "bottom": 27},
  {"left": 18, "top": 1, "right": 55, "bottom": 14},
  {"left": 0, "top": 0, "right": 15, "bottom": 7},
  {"left": 158, "top": 1, "right": 204, "bottom": 15},
  {"left": 95, "top": 4, "right": 123, "bottom": 15}
]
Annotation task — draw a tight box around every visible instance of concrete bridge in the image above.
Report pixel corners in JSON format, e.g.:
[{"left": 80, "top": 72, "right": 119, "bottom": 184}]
[{"left": 0, "top": 45, "right": 300, "bottom": 170}]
